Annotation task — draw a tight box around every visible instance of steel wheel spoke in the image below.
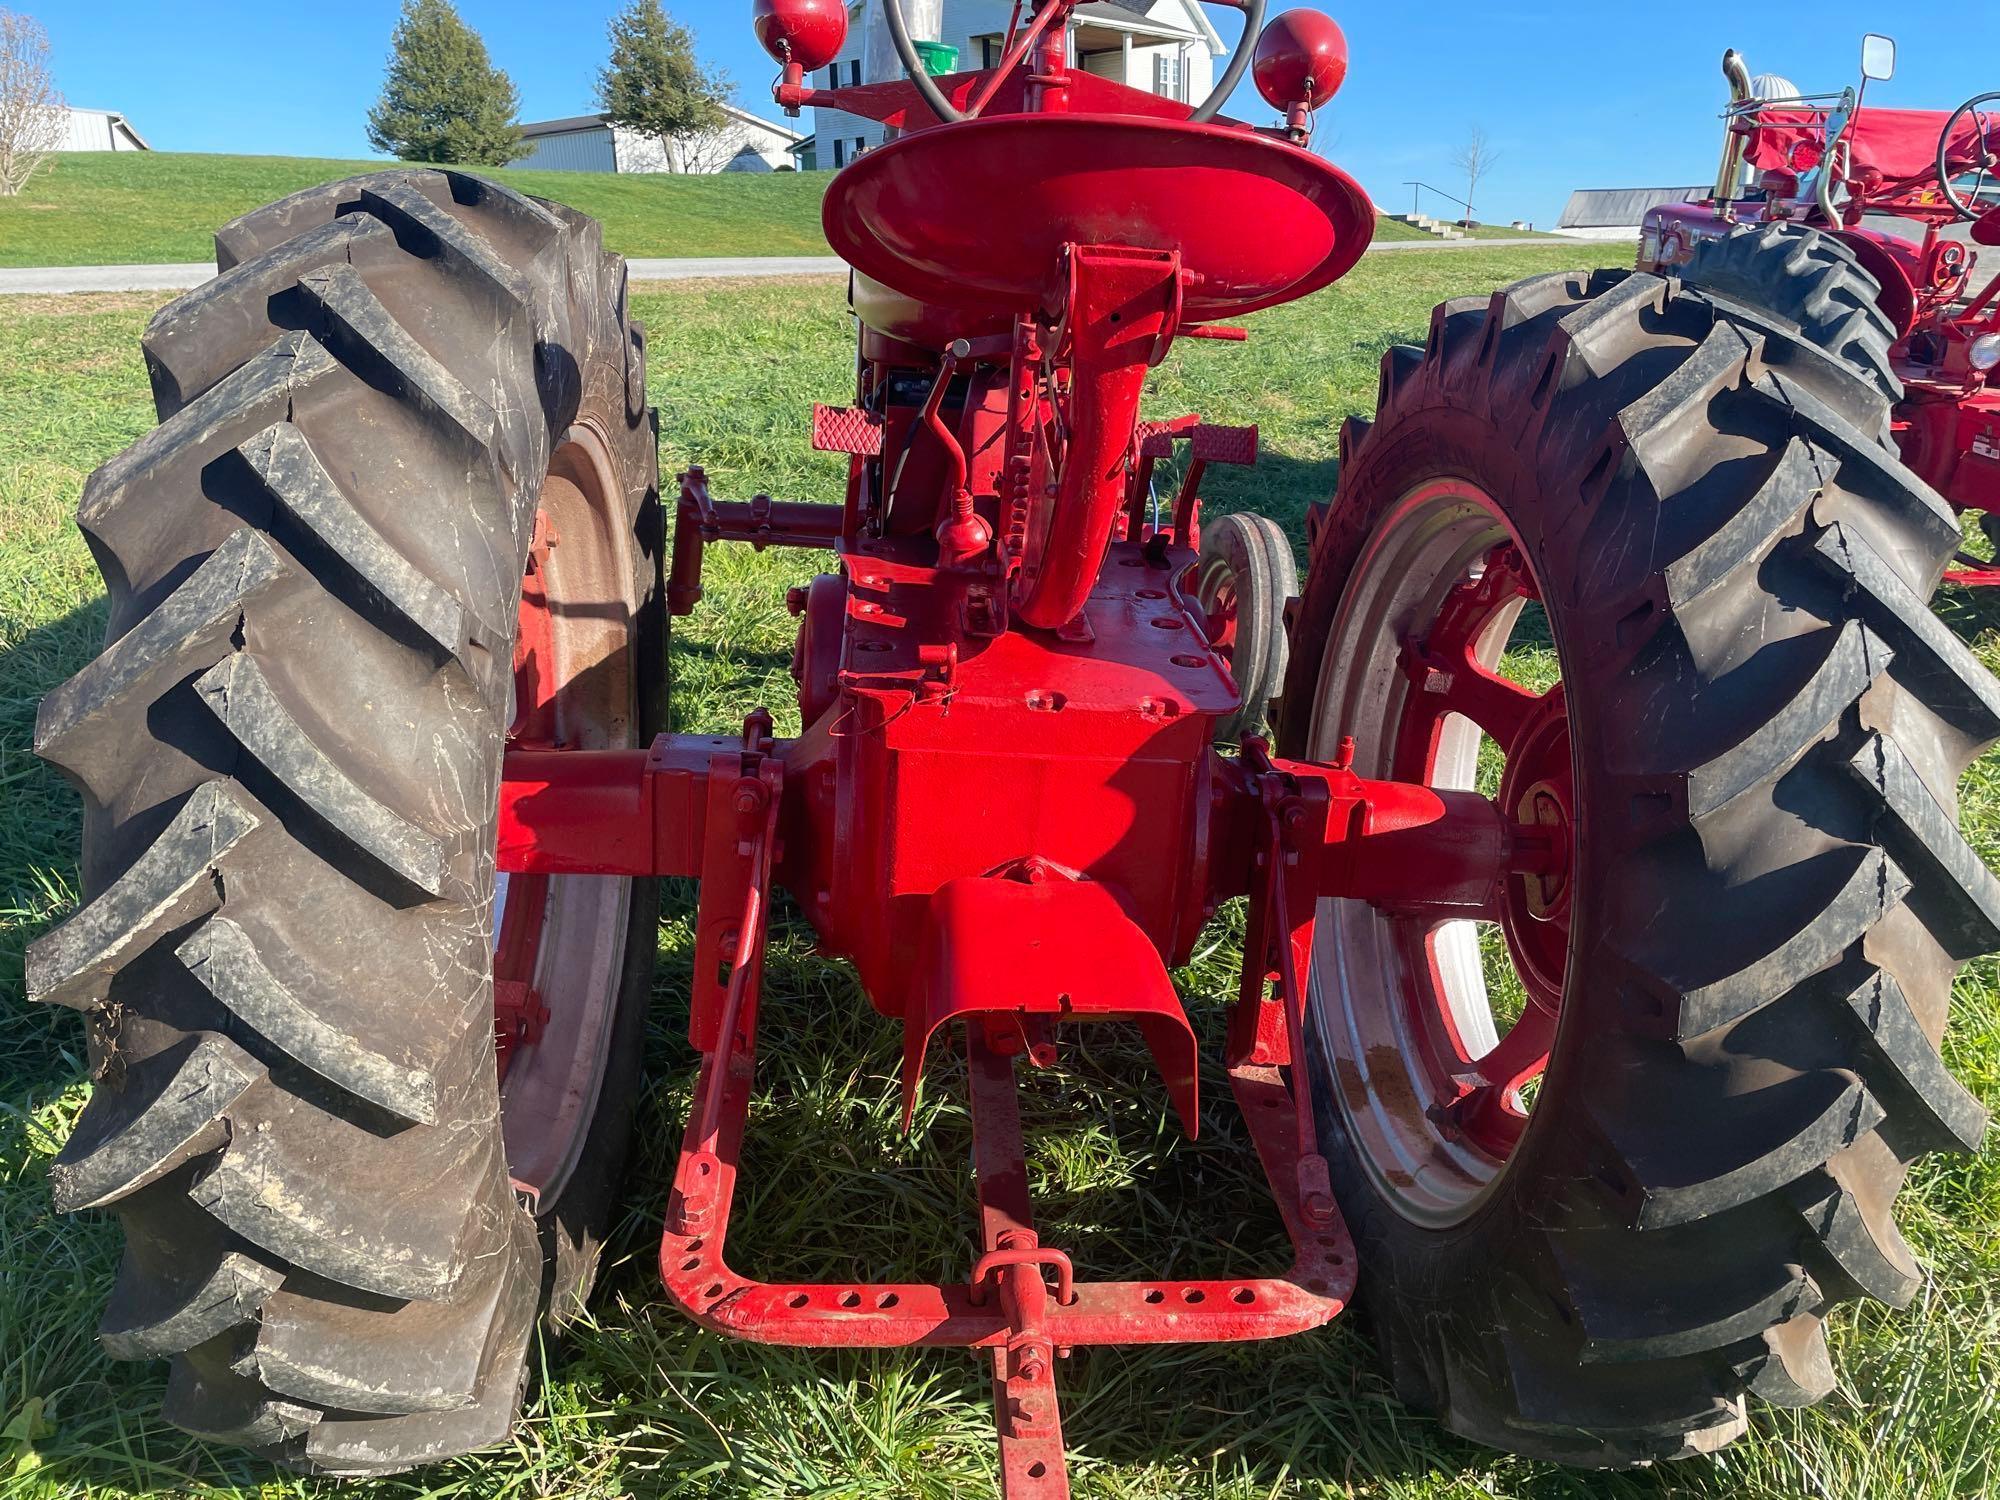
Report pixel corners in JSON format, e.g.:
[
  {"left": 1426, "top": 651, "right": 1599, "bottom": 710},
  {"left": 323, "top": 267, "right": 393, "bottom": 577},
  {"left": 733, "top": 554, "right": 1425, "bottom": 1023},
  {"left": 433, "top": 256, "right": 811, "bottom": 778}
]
[
  {"left": 1439, "top": 668, "right": 1542, "bottom": 753},
  {"left": 1452, "top": 1003, "right": 1553, "bottom": 1098}
]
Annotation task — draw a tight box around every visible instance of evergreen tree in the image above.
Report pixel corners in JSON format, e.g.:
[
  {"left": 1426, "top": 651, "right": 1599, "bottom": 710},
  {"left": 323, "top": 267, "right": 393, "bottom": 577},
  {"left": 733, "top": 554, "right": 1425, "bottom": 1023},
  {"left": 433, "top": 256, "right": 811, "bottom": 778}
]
[
  {"left": 367, "top": 0, "right": 527, "bottom": 166},
  {"left": 598, "top": 0, "right": 729, "bottom": 173}
]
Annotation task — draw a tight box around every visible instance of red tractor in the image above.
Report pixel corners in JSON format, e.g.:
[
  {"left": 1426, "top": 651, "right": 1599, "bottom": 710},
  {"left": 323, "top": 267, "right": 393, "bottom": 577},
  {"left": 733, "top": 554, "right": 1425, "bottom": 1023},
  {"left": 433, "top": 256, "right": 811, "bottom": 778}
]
[
  {"left": 1640, "top": 35, "right": 2000, "bottom": 578},
  {"left": 26, "top": 1, "right": 1999, "bottom": 1488}
]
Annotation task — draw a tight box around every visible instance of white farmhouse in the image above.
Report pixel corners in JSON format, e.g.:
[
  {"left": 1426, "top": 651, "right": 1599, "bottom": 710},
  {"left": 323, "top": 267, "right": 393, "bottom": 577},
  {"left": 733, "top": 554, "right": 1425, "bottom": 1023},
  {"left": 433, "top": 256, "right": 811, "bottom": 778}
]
[
  {"left": 808, "top": 0, "right": 1222, "bottom": 169},
  {"left": 518, "top": 104, "right": 805, "bottom": 175},
  {"left": 55, "top": 107, "right": 150, "bottom": 151}
]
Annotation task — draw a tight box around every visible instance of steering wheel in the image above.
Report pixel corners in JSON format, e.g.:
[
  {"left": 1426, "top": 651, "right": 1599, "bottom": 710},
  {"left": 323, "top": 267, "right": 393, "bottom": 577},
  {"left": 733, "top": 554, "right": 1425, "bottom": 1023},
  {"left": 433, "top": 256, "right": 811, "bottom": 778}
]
[
  {"left": 1939, "top": 92, "right": 2000, "bottom": 221},
  {"left": 883, "top": 0, "right": 1266, "bottom": 126}
]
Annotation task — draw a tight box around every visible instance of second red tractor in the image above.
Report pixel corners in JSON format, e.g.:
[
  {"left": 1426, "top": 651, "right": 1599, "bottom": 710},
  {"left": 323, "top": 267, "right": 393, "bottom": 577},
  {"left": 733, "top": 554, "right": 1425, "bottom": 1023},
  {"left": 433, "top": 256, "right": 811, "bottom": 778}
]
[{"left": 1642, "top": 36, "right": 2000, "bottom": 578}]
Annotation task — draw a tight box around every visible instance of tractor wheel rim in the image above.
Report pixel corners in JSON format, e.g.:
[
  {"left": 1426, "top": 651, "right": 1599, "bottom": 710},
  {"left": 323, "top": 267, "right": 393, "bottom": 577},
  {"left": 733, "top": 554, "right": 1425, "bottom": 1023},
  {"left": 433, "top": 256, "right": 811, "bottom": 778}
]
[
  {"left": 1193, "top": 553, "right": 1243, "bottom": 663},
  {"left": 1305, "top": 479, "right": 1573, "bottom": 1227},
  {"left": 494, "top": 421, "right": 639, "bottom": 1210}
]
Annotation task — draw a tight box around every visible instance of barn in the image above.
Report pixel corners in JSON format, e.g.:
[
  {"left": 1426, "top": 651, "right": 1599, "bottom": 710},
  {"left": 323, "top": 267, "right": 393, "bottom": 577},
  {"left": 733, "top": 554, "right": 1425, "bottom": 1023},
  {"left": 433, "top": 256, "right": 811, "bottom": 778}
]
[
  {"left": 517, "top": 105, "right": 804, "bottom": 175},
  {"left": 56, "top": 107, "right": 151, "bottom": 151},
  {"left": 1556, "top": 186, "right": 1709, "bottom": 241}
]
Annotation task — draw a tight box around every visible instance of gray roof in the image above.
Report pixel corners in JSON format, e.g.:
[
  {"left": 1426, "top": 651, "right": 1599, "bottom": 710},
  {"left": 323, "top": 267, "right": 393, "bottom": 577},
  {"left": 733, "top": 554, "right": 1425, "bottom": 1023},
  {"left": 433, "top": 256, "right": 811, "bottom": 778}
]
[
  {"left": 1074, "top": 0, "right": 1201, "bottom": 36},
  {"left": 520, "top": 113, "right": 607, "bottom": 137},
  {"left": 1558, "top": 187, "right": 1709, "bottom": 229}
]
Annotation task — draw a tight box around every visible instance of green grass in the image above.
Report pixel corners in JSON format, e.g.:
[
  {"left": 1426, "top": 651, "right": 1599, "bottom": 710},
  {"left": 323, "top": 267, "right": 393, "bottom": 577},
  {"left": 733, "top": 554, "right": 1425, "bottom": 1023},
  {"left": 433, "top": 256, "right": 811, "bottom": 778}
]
[
  {"left": 0, "top": 151, "right": 1560, "bottom": 267},
  {"left": 1370, "top": 218, "right": 1559, "bottom": 243},
  {"left": 4, "top": 244, "right": 2000, "bottom": 1497},
  {"left": 0, "top": 152, "right": 836, "bottom": 266}
]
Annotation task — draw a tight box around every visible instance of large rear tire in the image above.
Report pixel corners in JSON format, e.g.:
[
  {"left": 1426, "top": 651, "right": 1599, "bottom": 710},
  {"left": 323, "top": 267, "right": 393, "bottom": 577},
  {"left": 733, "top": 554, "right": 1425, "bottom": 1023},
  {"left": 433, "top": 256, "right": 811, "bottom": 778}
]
[
  {"left": 1281, "top": 267, "right": 1995, "bottom": 1463},
  {"left": 27, "top": 171, "right": 663, "bottom": 1474}
]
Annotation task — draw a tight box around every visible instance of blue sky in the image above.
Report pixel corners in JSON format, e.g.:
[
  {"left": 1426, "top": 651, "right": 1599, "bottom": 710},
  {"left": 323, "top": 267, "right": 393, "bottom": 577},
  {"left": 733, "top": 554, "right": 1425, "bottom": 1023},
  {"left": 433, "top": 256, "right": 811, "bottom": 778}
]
[{"left": 41, "top": 1, "right": 1994, "bottom": 227}]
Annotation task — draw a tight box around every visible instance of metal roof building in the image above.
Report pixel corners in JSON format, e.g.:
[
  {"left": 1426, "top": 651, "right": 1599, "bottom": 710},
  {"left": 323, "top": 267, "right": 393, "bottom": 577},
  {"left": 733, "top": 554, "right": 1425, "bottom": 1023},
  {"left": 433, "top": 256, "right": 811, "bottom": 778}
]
[
  {"left": 518, "top": 105, "right": 804, "bottom": 175},
  {"left": 1557, "top": 187, "right": 1708, "bottom": 240},
  {"left": 57, "top": 107, "right": 150, "bottom": 151}
]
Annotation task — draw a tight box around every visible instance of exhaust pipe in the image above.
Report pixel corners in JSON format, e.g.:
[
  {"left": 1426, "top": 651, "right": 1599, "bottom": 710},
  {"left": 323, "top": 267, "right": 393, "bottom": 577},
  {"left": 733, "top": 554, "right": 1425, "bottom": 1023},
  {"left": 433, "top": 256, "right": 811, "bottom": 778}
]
[{"left": 1712, "top": 49, "right": 1754, "bottom": 205}]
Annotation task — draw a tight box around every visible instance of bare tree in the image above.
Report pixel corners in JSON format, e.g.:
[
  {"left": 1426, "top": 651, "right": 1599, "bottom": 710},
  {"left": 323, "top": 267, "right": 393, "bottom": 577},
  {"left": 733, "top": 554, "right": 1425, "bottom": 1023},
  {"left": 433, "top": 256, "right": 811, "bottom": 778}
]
[
  {"left": 671, "top": 120, "right": 742, "bottom": 174},
  {"left": 0, "top": 8, "right": 63, "bottom": 197},
  {"left": 1449, "top": 125, "right": 1501, "bottom": 225}
]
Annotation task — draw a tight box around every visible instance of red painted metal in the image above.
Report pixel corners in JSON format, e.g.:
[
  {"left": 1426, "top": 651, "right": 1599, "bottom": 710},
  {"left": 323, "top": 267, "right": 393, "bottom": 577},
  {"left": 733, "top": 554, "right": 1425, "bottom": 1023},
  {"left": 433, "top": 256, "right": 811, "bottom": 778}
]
[
  {"left": 752, "top": 0, "right": 847, "bottom": 74},
  {"left": 1380, "top": 539, "right": 1566, "bottom": 1155},
  {"left": 1014, "top": 246, "right": 1181, "bottom": 626},
  {"left": 1251, "top": 10, "right": 1348, "bottom": 114},
  {"left": 821, "top": 116, "right": 1375, "bottom": 326},
  {"left": 494, "top": 513, "right": 561, "bottom": 1074},
  {"left": 481, "top": 9, "right": 1573, "bottom": 1488},
  {"left": 899, "top": 864, "right": 1201, "bottom": 1133},
  {"left": 811, "top": 402, "right": 886, "bottom": 456}
]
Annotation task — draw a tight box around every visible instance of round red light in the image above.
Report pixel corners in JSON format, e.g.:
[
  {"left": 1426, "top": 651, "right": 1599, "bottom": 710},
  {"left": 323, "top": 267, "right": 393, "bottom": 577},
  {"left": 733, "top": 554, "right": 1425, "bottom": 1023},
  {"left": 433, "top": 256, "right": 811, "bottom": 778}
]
[
  {"left": 753, "top": 0, "right": 848, "bottom": 74},
  {"left": 1252, "top": 10, "right": 1349, "bottom": 113}
]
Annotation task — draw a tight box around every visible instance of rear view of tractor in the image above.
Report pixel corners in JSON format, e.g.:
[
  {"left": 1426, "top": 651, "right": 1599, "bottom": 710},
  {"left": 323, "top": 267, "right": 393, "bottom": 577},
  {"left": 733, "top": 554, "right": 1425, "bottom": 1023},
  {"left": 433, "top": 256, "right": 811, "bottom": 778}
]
[
  {"left": 24, "top": 1, "right": 2000, "bottom": 1490},
  {"left": 1640, "top": 35, "right": 2000, "bottom": 578}
]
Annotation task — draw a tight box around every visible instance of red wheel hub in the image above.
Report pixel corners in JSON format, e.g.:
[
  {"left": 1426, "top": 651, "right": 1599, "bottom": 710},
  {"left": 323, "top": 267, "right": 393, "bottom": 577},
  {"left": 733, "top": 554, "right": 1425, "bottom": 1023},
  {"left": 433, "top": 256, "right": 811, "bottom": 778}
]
[
  {"left": 1201, "top": 577, "right": 1241, "bottom": 662},
  {"left": 1383, "top": 542, "right": 1572, "bottom": 1156}
]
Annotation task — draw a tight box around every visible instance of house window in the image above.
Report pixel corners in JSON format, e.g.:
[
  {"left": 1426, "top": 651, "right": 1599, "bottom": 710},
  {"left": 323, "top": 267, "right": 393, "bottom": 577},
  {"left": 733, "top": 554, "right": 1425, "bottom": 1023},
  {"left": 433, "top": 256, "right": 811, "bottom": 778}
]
[
  {"left": 833, "top": 138, "right": 846, "bottom": 167},
  {"left": 826, "top": 64, "right": 839, "bottom": 89},
  {"left": 1152, "top": 54, "right": 1183, "bottom": 101},
  {"left": 975, "top": 33, "right": 1002, "bottom": 68},
  {"left": 852, "top": 135, "right": 866, "bottom": 159},
  {"left": 850, "top": 59, "right": 863, "bottom": 87}
]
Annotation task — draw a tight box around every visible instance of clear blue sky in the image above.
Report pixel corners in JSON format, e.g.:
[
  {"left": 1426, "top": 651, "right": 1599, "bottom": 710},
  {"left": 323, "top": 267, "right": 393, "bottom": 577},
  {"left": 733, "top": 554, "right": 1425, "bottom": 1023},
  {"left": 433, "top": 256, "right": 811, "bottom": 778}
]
[{"left": 40, "top": 0, "right": 1993, "bottom": 227}]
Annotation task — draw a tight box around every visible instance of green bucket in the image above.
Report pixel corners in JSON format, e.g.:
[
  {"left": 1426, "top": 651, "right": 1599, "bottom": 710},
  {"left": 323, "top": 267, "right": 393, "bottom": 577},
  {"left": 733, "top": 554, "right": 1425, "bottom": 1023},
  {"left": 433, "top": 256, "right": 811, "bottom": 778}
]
[{"left": 911, "top": 39, "right": 958, "bottom": 75}]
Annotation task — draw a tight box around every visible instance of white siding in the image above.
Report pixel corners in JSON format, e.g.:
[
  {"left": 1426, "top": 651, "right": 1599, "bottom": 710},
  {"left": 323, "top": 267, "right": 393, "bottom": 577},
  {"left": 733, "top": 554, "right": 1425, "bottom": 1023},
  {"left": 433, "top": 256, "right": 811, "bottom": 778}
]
[
  {"left": 613, "top": 116, "right": 799, "bottom": 173},
  {"left": 1079, "top": 49, "right": 1121, "bottom": 81},
  {"left": 1129, "top": 39, "right": 1209, "bottom": 101},
  {"left": 812, "top": 0, "right": 1220, "bottom": 169},
  {"left": 812, "top": 45, "right": 888, "bottom": 164},
  {"left": 518, "top": 127, "right": 618, "bottom": 173},
  {"left": 518, "top": 110, "right": 801, "bottom": 175},
  {"left": 57, "top": 108, "right": 146, "bottom": 151}
]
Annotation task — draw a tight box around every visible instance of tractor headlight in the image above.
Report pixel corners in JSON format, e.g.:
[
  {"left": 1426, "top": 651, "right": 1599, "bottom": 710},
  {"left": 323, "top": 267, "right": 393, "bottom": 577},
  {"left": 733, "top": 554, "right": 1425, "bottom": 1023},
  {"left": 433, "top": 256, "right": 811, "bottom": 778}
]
[{"left": 1974, "top": 333, "right": 2000, "bottom": 373}]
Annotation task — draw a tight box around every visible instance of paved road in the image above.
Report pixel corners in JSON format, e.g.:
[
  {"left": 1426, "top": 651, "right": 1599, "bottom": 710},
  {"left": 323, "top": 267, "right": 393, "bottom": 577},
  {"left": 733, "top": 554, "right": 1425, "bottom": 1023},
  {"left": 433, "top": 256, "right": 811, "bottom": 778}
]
[{"left": 0, "top": 239, "right": 1571, "bottom": 296}]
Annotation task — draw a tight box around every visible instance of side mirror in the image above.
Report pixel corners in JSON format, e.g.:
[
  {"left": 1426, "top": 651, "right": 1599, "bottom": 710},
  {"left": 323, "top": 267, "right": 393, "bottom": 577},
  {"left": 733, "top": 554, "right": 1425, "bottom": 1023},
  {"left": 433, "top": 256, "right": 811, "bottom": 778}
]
[{"left": 1861, "top": 33, "right": 1896, "bottom": 83}]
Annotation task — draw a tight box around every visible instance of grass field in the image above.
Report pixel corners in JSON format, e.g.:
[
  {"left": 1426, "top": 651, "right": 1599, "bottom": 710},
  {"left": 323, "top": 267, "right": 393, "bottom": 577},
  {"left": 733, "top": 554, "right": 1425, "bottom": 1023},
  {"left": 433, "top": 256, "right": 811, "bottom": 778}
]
[
  {"left": 1368, "top": 218, "right": 1555, "bottom": 242},
  {"left": 4, "top": 244, "right": 1999, "bottom": 1498},
  {"left": 0, "top": 152, "right": 1555, "bottom": 267},
  {"left": 0, "top": 152, "right": 835, "bottom": 266}
]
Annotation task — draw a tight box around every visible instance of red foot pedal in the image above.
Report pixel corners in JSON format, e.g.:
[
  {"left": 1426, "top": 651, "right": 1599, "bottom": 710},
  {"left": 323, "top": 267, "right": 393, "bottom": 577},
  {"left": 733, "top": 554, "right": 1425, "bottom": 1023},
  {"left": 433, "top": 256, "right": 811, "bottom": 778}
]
[
  {"left": 1138, "top": 416, "right": 1199, "bottom": 459},
  {"left": 812, "top": 403, "right": 885, "bottom": 456},
  {"left": 1135, "top": 419, "right": 1258, "bottom": 465},
  {"left": 1190, "top": 423, "right": 1258, "bottom": 465}
]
